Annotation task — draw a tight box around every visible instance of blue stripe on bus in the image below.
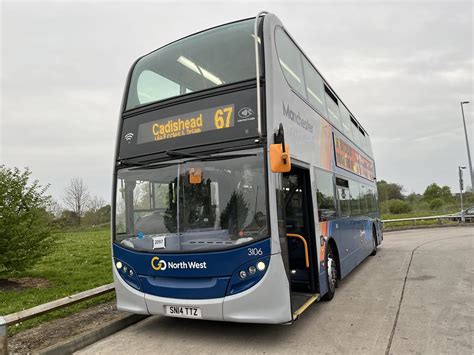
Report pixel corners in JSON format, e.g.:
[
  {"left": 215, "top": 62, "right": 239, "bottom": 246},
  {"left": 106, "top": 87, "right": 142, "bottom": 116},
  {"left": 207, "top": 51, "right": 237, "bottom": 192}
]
[{"left": 113, "top": 238, "right": 271, "bottom": 299}]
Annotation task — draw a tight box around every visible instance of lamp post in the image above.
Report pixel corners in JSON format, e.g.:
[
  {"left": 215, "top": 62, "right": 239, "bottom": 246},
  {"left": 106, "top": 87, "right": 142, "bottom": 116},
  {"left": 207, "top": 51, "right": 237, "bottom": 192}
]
[
  {"left": 459, "top": 166, "right": 466, "bottom": 224},
  {"left": 460, "top": 101, "right": 473, "bottom": 190}
]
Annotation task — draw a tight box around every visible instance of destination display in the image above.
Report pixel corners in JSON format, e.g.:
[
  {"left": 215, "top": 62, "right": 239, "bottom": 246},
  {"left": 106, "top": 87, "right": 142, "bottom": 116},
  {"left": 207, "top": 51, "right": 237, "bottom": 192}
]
[
  {"left": 118, "top": 87, "right": 259, "bottom": 160},
  {"left": 137, "top": 105, "right": 234, "bottom": 144},
  {"left": 334, "top": 135, "right": 375, "bottom": 180}
]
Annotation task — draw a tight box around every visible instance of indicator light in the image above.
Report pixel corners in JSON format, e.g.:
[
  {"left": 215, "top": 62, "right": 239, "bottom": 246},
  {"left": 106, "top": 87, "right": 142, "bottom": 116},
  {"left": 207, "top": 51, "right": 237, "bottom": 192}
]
[
  {"left": 239, "top": 270, "right": 247, "bottom": 279},
  {"left": 123, "top": 265, "right": 128, "bottom": 273},
  {"left": 256, "top": 261, "right": 266, "bottom": 271},
  {"left": 248, "top": 266, "right": 256, "bottom": 275},
  {"left": 128, "top": 269, "right": 134, "bottom": 277},
  {"left": 116, "top": 261, "right": 123, "bottom": 269}
]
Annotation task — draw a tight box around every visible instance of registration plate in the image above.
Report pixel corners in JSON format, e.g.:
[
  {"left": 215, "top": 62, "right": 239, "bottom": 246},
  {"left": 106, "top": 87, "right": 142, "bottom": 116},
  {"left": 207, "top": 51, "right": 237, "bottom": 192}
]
[{"left": 165, "top": 305, "right": 202, "bottom": 318}]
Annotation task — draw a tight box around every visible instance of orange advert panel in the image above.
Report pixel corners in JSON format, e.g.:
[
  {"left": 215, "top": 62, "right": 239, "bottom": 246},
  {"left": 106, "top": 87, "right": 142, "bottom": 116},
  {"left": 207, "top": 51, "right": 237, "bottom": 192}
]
[{"left": 334, "top": 135, "right": 375, "bottom": 180}]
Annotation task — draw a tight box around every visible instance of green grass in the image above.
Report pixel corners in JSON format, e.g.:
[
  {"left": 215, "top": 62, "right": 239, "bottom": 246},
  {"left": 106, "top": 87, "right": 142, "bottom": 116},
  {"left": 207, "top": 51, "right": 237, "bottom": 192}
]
[{"left": 0, "top": 228, "right": 114, "bottom": 334}]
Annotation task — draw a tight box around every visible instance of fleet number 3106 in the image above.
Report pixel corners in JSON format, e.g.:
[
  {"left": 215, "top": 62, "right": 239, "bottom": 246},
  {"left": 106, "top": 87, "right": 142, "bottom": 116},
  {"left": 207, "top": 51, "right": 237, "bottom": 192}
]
[{"left": 248, "top": 248, "right": 263, "bottom": 256}]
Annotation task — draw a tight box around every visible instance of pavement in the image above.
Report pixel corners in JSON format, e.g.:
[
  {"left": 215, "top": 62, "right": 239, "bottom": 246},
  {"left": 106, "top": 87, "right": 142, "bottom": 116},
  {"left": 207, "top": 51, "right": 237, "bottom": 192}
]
[{"left": 77, "top": 227, "right": 473, "bottom": 354}]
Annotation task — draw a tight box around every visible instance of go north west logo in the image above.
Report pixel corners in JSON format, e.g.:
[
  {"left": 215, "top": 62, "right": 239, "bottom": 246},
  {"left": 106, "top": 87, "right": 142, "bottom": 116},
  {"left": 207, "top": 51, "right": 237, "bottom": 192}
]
[{"left": 151, "top": 256, "right": 207, "bottom": 271}]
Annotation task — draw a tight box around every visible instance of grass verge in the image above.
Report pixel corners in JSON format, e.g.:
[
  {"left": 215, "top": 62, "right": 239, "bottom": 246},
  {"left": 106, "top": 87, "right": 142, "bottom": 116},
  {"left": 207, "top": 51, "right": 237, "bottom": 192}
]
[{"left": 0, "top": 228, "right": 113, "bottom": 335}]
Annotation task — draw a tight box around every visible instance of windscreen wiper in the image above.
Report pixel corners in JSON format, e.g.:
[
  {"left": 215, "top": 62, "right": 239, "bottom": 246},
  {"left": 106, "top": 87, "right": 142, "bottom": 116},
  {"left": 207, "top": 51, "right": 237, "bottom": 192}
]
[
  {"left": 166, "top": 150, "right": 203, "bottom": 158},
  {"left": 196, "top": 153, "right": 257, "bottom": 162},
  {"left": 117, "top": 158, "right": 146, "bottom": 167}
]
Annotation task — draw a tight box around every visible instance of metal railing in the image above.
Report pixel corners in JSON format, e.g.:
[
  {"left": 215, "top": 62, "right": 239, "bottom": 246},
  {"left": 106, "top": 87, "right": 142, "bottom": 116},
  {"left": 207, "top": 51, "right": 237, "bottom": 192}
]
[
  {"left": 381, "top": 214, "right": 454, "bottom": 227},
  {"left": 0, "top": 283, "right": 114, "bottom": 355}
]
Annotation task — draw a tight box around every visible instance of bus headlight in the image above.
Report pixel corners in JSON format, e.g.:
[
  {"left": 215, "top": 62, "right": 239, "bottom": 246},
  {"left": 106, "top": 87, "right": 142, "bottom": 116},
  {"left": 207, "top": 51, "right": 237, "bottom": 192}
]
[
  {"left": 114, "top": 258, "right": 141, "bottom": 291},
  {"left": 226, "top": 257, "right": 270, "bottom": 296}
]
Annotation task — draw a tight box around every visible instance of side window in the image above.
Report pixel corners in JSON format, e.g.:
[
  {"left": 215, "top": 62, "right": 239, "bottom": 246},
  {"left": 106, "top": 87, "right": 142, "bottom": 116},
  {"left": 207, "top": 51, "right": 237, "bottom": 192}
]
[
  {"left": 350, "top": 180, "right": 361, "bottom": 215},
  {"left": 136, "top": 70, "right": 180, "bottom": 105},
  {"left": 302, "top": 58, "right": 326, "bottom": 114},
  {"left": 358, "top": 128, "right": 368, "bottom": 153},
  {"left": 365, "top": 135, "right": 374, "bottom": 157},
  {"left": 339, "top": 104, "right": 354, "bottom": 141},
  {"left": 359, "top": 184, "right": 368, "bottom": 214},
  {"left": 324, "top": 87, "right": 341, "bottom": 129},
  {"left": 336, "top": 177, "right": 351, "bottom": 217},
  {"left": 350, "top": 117, "right": 361, "bottom": 148},
  {"left": 314, "top": 168, "right": 337, "bottom": 221},
  {"left": 366, "top": 188, "right": 374, "bottom": 213},
  {"left": 275, "top": 28, "right": 306, "bottom": 97}
]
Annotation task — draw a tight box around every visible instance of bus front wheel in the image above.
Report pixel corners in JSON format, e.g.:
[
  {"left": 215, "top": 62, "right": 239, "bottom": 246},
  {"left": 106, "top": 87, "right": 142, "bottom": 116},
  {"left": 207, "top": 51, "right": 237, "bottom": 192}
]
[{"left": 323, "top": 244, "right": 337, "bottom": 301}]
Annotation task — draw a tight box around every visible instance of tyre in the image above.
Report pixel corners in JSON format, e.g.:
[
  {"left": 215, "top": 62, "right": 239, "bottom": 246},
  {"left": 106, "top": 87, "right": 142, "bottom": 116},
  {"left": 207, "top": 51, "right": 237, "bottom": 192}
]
[
  {"left": 370, "top": 228, "right": 377, "bottom": 256},
  {"left": 322, "top": 244, "right": 338, "bottom": 301}
]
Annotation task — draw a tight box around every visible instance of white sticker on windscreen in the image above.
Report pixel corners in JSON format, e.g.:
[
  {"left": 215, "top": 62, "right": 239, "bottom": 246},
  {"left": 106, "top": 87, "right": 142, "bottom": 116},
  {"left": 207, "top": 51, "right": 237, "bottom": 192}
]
[{"left": 152, "top": 236, "right": 166, "bottom": 249}]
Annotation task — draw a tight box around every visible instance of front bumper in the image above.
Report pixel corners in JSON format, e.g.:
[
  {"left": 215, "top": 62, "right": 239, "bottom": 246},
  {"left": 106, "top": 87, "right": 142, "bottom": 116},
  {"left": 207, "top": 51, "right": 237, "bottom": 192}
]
[{"left": 114, "top": 254, "right": 292, "bottom": 324}]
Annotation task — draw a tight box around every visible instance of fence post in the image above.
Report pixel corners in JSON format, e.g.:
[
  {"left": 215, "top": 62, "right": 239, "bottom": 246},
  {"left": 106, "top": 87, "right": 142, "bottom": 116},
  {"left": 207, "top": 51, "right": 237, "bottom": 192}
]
[
  {"left": 413, "top": 219, "right": 416, "bottom": 227},
  {"left": 0, "top": 316, "right": 7, "bottom": 355}
]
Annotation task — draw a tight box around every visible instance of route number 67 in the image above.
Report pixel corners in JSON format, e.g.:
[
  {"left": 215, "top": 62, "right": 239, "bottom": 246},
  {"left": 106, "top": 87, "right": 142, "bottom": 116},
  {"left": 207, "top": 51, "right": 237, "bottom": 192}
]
[{"left": 248, "top": 248, "right": 263, "bottom": 256}]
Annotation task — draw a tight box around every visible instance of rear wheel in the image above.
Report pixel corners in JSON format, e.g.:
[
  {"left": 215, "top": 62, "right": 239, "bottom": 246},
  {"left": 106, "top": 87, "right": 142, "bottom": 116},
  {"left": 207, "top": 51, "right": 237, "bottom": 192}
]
[
  {"left": 323, "top": 244, "right": 337, "bottom": 301},
  {"left": 370, "top": 228, "right": 377, "bottom": 256}
]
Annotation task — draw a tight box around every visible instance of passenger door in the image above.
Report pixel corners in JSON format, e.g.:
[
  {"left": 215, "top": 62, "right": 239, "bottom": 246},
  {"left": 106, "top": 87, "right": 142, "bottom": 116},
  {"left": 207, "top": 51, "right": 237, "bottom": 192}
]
[{"left": 283, "top": 165, "right": 318, "bottom": 293}]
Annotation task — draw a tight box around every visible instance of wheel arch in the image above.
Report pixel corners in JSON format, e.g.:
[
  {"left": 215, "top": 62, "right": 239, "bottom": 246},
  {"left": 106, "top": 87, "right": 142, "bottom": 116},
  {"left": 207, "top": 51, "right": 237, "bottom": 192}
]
[{"left": 327, "top": 237, "right": 341, "bottom": 280}]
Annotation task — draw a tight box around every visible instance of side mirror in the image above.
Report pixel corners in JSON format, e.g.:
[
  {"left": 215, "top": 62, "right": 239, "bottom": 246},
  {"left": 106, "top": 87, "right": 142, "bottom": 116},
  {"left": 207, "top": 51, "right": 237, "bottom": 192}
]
[
  {"left": 188, "top": 168, "right": 202, "bottom": 184},
  {"left": 270, "top": 123, "right": 291, "bottom": 173}
]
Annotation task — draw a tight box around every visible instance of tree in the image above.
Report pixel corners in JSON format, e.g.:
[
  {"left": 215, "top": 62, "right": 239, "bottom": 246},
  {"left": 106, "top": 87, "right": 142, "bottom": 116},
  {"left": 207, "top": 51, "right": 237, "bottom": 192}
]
[
  {"left": 406, "top": 193, "right": 422, "bottom": 204},
  {"left": 429, "top": 198, "right": 443, "bottom": 210},
  {"left": 387, "top": 199, "right": 412, "bottom": 214},
  {"left": 0, "top": 166, "right": 54, "bottom": 274},
  {"left": 377, "top": 180, "right": 404, "bottom": 201},
  {"left": 63, "top": 178, "right": 90, "bottom": 225},
  {"left": 423, "top": 183, "right": 453, "bottom": 202},
  {"left": 47, "top": 198, "right": 63, "bottom": 218},
  {"left": 83, "top": 195, "right": 110, "bottom": 226}
]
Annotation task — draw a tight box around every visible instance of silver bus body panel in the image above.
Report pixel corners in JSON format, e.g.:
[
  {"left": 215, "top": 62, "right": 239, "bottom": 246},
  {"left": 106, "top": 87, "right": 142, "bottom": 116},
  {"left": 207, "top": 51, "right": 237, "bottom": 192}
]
[
  {"left": 223, "top": 253, "right": 292, "bottom": 324},
  {"left": 113, "top": 267, "right": 149, "bottom": 315}
]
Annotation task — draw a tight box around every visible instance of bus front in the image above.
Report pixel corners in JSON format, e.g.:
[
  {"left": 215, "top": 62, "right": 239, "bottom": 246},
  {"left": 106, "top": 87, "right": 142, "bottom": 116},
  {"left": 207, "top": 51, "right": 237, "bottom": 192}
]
[{"left": 112, "top": 17, "right": 292, "bottom": 324}]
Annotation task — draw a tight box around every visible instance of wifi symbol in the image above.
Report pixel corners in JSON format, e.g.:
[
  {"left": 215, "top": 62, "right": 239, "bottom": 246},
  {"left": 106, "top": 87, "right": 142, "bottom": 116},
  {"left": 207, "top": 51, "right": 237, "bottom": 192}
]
[{"left": 125, "top": 132, "right": 134, "bottom": 143}]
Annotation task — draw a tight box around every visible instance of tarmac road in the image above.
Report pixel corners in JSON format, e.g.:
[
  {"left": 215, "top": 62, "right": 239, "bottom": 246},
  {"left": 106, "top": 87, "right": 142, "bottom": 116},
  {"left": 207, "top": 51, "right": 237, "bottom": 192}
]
[{"left": 78, "top": 226, "right": 473, "bottom": 354}]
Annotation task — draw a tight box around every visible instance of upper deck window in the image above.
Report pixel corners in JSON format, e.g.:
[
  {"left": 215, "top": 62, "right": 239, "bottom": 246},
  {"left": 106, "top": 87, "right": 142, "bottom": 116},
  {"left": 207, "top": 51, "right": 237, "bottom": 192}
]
[
  {"left": 275, "top": 27, "right": 306, "bottom": 97},
  {"left": 126, "top": 19, "right": 258, "bottom": 110},
  {"left": 324, "top": 86, "right": 341, "bottom": 129},
  {"left": 302, "top": 58, "right": 326, "bottom": 115},
  {"left": 339, "top": 104, "right": 353, "bottom": 141}
]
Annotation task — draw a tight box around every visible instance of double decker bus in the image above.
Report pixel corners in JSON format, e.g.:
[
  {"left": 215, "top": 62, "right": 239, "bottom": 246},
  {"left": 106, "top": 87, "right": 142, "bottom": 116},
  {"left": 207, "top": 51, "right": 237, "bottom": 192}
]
[{"left": 112, "top": 12, "right": 382, "bottom": 324}]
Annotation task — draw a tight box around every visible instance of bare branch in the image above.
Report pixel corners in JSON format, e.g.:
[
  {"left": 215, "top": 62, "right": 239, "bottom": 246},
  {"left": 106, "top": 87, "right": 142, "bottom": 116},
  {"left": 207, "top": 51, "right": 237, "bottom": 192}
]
[{"left": 63, "top": 178, "right": 90, "bottom": 220}]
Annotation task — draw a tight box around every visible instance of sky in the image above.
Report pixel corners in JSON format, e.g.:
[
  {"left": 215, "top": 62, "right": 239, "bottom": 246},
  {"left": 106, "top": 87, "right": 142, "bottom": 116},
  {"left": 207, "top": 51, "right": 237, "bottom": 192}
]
[{"left": 1, "top": 0, "right": 473, "bottom": 204}]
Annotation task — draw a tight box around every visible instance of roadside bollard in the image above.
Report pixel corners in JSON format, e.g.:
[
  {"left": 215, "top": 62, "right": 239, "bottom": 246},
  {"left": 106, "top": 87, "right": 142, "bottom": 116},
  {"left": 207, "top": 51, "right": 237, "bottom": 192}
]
[{"left": 0, "top": 316, "right": 7, "bottom": 355}]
